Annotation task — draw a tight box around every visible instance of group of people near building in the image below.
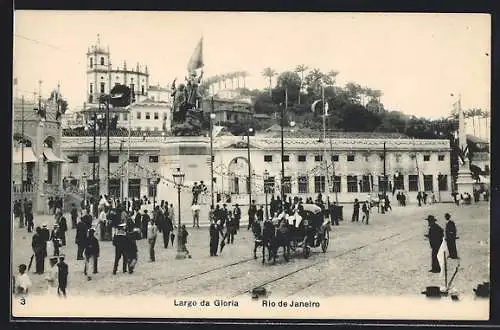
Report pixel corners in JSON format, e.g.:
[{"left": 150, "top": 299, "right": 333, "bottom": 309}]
[{"left": 13, "top": 198, "right": 35, "bottom": 231}]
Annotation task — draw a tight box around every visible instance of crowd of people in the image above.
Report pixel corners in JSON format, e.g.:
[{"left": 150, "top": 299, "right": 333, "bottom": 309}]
[{"left": 12, "top": 184, "right": 472, "bottom": 298}]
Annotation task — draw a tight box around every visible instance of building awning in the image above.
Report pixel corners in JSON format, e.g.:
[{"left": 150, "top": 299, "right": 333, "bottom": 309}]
[
  {"left": 43, "top": 148, "right": 66, "bottom": 163},
  {"left": 12, "top": 147, "right": 38, "bottom": 163}
]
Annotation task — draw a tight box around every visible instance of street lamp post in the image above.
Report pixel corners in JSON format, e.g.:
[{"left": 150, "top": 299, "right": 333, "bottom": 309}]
[
  {"left": 247, "top": 127, "right": 253, "bottom": 215},
  {"left": 152, "top": 170, "right": 159, "bottom": 208},
  {"left": 209, "top": 111, "right": 216, "bottom": 208},
  {"left": 381, "top": 142, "right": 387, "bottom": 214},
  {"left": 438, "top": 172, "right": 442, "bottom": 203},
  {"left": 263, "top": 169, "right": 269, "bottom": 220},
  {"left": 82, "top": 171, "right": 88, "bottom": 208},
  {"left": 172, "top": 168, "right": 185, "bottom": 259}
]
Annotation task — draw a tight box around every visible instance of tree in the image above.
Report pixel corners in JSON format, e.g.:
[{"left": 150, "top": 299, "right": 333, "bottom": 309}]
[
  {"left": 325, "top": 70, "right": 339, "bottom": 86},
  {"left": 294, "top": 64, "right": 309, "bottom": 104},
  {"left": 336, "top": 103, "right": 381, "bottom": 132},
  {"left": 304, "top": 68, "right": 324, "bottom": 97},
  {"left": 262, "top": 67, "right": 278, "bottom": 97},
  {"left": 274, "top": 71, "right": 302, "bottom": 105},
  {"left": 344, "top": 82, "right": 362, "bottom": 104}
]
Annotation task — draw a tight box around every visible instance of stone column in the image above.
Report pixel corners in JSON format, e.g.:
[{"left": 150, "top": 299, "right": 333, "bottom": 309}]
[{"left": 35, "top": 121, "right": 45, "bottom": 214}]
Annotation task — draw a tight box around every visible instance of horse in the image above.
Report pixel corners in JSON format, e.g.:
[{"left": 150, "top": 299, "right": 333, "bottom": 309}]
[
  {"left": 261, "top": 219, "right": 276, "bottom": 264},
  {"left": 261, "top": 217, "right": 291, "bottom": 264},
  {"left": 251, "top": 221, "right": 264, "bottom": 260},
  {"left": 272, "top": 218, "right": 291, "bottom": 263}
]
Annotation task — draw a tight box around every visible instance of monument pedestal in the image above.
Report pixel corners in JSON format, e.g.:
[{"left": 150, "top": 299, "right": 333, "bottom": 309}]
[
  {"left": 455, "top": 166, "right": 475, "bottom": 201},
  {"left": 157, "top": 137, "right": 212, "bottom": 227}
]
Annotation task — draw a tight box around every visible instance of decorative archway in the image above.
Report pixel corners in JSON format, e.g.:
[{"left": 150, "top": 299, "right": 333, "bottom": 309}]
[{"left": 227, "top": 156, "right": 251, "bottom": 195}]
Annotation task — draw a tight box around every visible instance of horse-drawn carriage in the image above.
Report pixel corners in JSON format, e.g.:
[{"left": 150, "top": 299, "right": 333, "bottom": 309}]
[
  {"left": 252, "top": 204, "right": 331, "bottom": 264},
  {"left": 288, "top": 204, "right": 331, "bottom": 258}
]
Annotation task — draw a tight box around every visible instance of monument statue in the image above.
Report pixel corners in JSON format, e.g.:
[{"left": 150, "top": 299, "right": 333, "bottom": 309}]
[{"left": 170, "top": 70, "right": 205, "bottom": 136}]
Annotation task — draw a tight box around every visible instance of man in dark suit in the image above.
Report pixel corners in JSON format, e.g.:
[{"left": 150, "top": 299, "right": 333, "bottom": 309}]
[
  {"left": 424, "top": 215, "right": 444, "bottom": 273},
  {"left": 248, "top": 200, "right": 257, "bottom": 230},
  {"left": 352, "top": 199, "right": 360, "bottom": 222},
  {"left": 75, "top": 213, "right": 91, "bottom": 260},
  {"left": 83, "top": 228, "right": 100, "bottom": 279},
  {"left": 112, "top": 224, "right": 128, "bottom": 274},
  {"left": 445, "top": 213, "right": 459, "bottom": 259},
  {"left": 31, "top": 227, "right": 46, "bottom": 274},
  {"left": 70, "top": 203, "right": 79, "bottom": 229},
  {"left": 56, "top": 210, "right": 68, "bottom": 246},
  {"left": 57, "top": 255, "right": 68, "bottom": 297}
]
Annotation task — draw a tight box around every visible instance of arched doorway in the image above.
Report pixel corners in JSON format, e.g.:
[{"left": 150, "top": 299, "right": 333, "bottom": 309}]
[{"left": 227, "top": 157, "right": 250, "bottom": 195}]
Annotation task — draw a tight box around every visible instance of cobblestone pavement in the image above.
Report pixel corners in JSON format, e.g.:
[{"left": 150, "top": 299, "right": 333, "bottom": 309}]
[{"left": 12, "top": 202, "right": 489, "bottom": 299}]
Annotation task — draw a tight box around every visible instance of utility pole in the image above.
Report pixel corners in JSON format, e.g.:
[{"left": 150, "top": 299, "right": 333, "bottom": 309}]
[
  {"left": 322, "top": 85, "right": 328, "bottom": 200},
  {"left": 280, "top": 88, "right": 287, "bottom": 212},
  {"left": 210, "top": 97, "right": 215, "bottom": 207},
  {"left": 20, "top": 96, "right": 25, "bottom": 228},
  {"left": 381, "top": 141, "right": 386, "bottom": 214},
  {"left": 106, "top": 97, "right": 110, "bottom": 197}
]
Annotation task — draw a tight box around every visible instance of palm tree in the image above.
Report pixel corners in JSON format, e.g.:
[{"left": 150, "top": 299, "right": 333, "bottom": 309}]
[
  {"left": 325, "top": 70, "right": 339, "bottom": 86},
  {"left": 262, "top": 67, "right": 277, "bottom": 97},
  {"left": 229, "top": 72, "right": 236, "bottom": 89},
  {"left": 294, "top": 64, "right": 309, "bottom": 104}
]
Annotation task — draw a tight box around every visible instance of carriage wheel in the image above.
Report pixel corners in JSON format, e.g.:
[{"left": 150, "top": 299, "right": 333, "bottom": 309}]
[
  {"left": 303, "top": 246, "right": 311, "bottom": 259},
  {"left": 321, "top": 230, "right": 329, "bottom": 253}
]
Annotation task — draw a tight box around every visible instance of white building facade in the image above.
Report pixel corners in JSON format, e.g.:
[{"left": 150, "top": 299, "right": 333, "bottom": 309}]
[{"left": 60, "top": 134, "right": 453, "bottom": 204}]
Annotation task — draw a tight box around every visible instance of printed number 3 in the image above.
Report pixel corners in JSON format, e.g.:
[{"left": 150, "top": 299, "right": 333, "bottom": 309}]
[{"left": 19, "top": 297, "right": 26, "bottom": 305}]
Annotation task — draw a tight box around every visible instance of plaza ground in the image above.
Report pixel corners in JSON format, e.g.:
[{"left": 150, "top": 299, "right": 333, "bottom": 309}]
[{"left": 12, "top": 202, "right": 489, "bottom": 299}]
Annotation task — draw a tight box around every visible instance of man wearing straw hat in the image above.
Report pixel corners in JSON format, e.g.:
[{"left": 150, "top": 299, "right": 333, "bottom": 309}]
[{"left": 424, "top": 215, "right": 444, "bottom": 273}]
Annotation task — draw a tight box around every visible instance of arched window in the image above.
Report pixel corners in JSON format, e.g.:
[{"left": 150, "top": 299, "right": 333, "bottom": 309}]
[
  {"left": 90, "top": 58, "right": 93, "bottom": 68},
  {"left": 100, "top": 57, "right": 105, "bottom": 65}
]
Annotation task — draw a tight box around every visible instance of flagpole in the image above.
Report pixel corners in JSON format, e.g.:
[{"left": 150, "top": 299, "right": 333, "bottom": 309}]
[
  {"left": 126, "top": 91, "right": 132, "bottom": 204},
  {"left": 322, "top": 85, "right": 328, "bottom": 198}
]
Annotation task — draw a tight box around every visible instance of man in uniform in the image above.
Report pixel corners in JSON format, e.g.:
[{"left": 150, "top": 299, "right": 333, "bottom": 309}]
[
  {"left": 424, "top": 215, "right": 444, "bottom": 273},
  {"left": 445, "top": 213, "right": 459, "bottom": 259}
]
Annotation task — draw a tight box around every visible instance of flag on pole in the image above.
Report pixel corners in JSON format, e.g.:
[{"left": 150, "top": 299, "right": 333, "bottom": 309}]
[
  {"left": 187, "top": 37, "right": 204, "bottom": 71},
  {"left": 311, "top": 100, "right": 329, "bottom": 115}
]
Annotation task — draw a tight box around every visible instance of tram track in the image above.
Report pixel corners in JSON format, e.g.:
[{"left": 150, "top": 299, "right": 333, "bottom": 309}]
[
  {"left": 230, "top": 232, "right": 404, "bottom": 298},
  {"left": 129, "top": 207, "right": 428, "bottom": 297}
]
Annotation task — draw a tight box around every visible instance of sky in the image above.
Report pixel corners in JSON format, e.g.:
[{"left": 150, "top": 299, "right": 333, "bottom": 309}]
[{"left": 13, "top": 11, "right": 490, "bottom": 118}]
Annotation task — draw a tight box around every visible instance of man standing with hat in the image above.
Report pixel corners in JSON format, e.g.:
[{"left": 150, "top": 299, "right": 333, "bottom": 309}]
[
  {"left": 445, "top": 213, "right": 459, "bottom": 259},
  {"left": 233, "top": 203, "right": 241, "bottom": 231},
  {"left": 57, "top": 255, "right": 68, "bottom": 297},
  {"left": 424, "top": 215, "right": 444, "bottom": 273},
  {"left": 83, "top": 228, "right": 100, "bottom": 280},
  {"left": 55, "top": 210, "right": 68, "bottom": 246},
  {"left": 112, "top": 223, "right": 128, "bottom": 275}
]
